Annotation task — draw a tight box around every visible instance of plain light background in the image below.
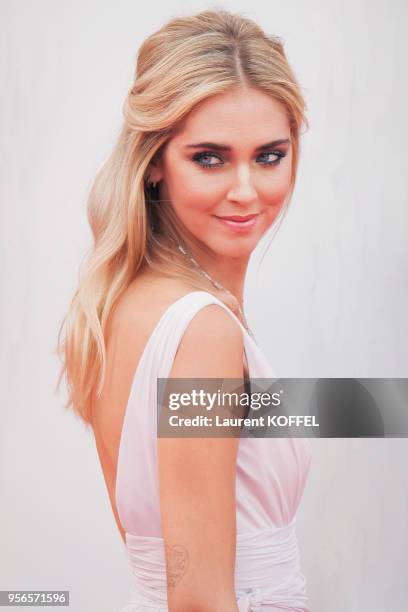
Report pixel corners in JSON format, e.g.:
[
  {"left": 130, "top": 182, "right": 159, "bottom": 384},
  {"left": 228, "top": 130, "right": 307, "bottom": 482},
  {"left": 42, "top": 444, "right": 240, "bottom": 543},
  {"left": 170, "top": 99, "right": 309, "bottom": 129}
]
[{"left": 1, "top": 0, "right": 407, "bottom": 610}]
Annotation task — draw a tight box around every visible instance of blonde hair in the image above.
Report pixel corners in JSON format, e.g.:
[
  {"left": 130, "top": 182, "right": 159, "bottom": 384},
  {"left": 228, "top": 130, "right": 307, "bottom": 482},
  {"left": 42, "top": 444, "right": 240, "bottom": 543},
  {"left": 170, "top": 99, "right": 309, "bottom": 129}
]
[{"left": 56, "top": 9, "right": 308, "bottom": 425}]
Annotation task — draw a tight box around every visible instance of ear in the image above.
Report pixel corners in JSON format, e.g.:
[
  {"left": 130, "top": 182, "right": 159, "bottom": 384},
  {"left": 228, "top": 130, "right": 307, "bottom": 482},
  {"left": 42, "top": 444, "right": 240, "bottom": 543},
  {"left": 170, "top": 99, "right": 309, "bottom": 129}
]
[{"left": 147, "top": 154, "right": 164, "bottom": 184}]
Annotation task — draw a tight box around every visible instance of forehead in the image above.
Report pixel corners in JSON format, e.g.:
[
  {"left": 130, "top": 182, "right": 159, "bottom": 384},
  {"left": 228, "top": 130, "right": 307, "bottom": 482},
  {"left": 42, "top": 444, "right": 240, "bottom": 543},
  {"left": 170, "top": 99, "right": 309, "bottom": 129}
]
[{"left": 172, "top": 86, "right": 290, "bottom": 146}]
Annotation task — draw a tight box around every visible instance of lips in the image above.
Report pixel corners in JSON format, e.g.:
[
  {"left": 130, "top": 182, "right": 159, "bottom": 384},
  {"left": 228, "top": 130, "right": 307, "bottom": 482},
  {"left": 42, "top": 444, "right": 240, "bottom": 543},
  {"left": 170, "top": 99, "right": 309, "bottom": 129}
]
[
  {"left": 216, "top": 214, "right": 258, "bottom": 222},
  {"left": 214, "top": 213, "right": 259, "bottom": 233}
]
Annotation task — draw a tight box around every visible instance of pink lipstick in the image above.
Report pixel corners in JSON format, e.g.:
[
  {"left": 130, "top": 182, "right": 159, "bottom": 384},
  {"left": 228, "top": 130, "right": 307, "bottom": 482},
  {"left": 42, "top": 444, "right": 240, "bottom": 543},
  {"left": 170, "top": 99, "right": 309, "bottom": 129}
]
[{"left": 214, "top": 213, "right": 259, "bottom": 233}]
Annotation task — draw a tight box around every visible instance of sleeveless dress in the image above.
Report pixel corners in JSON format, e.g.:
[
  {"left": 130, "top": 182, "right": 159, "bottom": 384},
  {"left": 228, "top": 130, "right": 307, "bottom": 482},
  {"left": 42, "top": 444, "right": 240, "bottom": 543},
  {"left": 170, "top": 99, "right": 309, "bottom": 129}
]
[{"left": 115, "top": 290, "right": 312, "bottom": 611}]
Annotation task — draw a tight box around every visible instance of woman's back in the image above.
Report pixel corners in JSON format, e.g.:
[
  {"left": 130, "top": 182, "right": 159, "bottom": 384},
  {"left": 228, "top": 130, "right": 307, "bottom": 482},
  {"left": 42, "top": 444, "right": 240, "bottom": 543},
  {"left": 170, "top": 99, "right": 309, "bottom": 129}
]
[
  {"left": 91, "top": 274, "right": 312, "bottom": 611},
  {"left": 91, "top": 273, "right": 206, "bottom": 544}
]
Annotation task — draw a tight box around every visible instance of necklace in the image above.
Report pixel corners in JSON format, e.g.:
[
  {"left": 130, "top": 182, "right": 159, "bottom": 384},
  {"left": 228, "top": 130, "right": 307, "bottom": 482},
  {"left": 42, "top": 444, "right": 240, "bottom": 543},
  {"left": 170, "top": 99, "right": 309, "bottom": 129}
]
[{"left": 174, "top": 240, "right": 256, "bottom": 342}]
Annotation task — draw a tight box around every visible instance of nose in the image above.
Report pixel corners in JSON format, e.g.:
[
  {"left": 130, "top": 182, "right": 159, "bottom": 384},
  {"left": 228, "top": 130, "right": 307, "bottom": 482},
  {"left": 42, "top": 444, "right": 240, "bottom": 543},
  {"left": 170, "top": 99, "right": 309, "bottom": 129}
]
[{"left": 226, "top": 164, "right": 258, "bottom": 204}]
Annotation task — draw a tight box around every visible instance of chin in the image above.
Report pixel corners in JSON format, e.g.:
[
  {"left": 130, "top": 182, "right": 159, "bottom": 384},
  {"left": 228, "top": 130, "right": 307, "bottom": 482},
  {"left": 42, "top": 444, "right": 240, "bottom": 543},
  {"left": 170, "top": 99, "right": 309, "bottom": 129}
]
[{"left": 207, "top": 238, "right": 259, "bottom": 259}]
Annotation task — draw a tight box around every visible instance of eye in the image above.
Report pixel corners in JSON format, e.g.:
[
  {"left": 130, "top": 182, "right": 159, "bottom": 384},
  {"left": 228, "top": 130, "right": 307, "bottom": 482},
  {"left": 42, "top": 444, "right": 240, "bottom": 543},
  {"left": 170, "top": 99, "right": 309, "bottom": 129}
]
[
  {"left": 258, "top": 150, "right": 287, "bottom": 166},
  {"left": 192, "top": 151, "right": 223, "bottom": 169},
  {"left": 191, "top": 149, "right": 287, "bottom": 170}
]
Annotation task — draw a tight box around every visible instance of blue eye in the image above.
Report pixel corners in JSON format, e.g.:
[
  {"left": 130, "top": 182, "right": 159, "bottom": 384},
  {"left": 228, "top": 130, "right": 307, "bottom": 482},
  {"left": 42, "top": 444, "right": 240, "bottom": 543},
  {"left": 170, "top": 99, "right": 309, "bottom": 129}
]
[
  {"left": 192, "top": 152, "right": 223, "bottom": 168},
  {"left": 258, "top": 151, "right": 286, "bottom": 165},
  {"left": 192, "top": 150, "right": 286, "bottom": 169}
]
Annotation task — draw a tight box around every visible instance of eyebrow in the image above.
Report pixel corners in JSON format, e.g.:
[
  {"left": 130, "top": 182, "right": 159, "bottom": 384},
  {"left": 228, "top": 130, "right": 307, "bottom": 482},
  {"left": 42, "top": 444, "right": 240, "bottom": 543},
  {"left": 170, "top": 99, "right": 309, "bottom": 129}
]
[{"left": 184, "top": 139, "right": 290, "bottom": 151}]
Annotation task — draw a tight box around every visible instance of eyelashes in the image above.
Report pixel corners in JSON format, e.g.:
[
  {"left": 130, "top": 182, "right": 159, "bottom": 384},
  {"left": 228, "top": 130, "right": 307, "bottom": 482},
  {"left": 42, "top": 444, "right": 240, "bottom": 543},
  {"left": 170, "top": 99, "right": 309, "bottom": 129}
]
[{"left": 192, "top": 150, "right": 287, "bottom": 169}]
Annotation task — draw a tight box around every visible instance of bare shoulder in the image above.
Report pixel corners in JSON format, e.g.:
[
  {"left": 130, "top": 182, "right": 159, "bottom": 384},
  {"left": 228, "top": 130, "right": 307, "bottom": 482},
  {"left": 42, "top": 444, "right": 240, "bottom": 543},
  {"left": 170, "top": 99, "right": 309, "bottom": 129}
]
[
  {"left": 170, "top": 301, "right": 245, "bottom": 379},
  {"left": 183, "top": 300, "right": 242, "bottom": 337},
  {"left": 107, "top": 273, "right": 199, "bottom": 341},
  {"left": 94, "top": 272, "right": 203, "bottom": 424},
  {"left": 105, "top": 271, "right": 244, "bottom": 380}
]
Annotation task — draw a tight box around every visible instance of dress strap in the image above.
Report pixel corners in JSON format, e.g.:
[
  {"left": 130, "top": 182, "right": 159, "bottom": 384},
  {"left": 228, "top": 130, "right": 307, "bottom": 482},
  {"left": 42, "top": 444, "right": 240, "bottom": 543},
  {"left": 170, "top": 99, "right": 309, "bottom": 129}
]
[{"left": 146, "top": 290, "right": 255, "bottom": 379}]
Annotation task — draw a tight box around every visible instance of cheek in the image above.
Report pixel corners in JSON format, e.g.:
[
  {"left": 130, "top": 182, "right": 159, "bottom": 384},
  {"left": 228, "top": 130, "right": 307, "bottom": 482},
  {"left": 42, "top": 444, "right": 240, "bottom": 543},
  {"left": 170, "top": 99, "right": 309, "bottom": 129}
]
[
  {"left": 260, "top": 169, "right": 292, "bottom": 220},
  {"left": 167, "top": 165, "right": 222, "bottom": 213}
]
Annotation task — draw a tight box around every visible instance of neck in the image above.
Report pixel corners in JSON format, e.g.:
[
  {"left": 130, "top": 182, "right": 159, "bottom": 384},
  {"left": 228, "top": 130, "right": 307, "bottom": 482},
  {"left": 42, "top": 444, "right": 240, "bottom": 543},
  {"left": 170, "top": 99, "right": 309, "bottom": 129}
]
[{"left": 174, "top": 237, "right": 249, "bottom": 309}]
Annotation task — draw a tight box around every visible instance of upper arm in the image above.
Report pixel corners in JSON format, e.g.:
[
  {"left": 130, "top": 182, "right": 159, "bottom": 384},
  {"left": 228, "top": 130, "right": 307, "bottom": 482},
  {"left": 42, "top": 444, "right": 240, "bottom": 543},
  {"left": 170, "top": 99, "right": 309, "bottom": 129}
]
[{"left": 157, "top": 305, "right": 244, "bottom": 612}]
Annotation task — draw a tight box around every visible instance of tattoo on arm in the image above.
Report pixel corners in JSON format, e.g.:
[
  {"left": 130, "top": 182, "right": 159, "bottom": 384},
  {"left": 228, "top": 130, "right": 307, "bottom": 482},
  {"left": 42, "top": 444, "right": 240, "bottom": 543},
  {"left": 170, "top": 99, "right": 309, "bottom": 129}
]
[{"left": 164, "top": 543, "right": 189, "bottom": 589}]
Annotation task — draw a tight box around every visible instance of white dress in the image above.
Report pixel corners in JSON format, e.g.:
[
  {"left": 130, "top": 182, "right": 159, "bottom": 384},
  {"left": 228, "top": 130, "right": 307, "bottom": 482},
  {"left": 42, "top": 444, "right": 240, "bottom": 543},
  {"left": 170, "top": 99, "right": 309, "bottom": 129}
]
[{"left": 115, "top": 291, "right": 312, "bottom": 611}]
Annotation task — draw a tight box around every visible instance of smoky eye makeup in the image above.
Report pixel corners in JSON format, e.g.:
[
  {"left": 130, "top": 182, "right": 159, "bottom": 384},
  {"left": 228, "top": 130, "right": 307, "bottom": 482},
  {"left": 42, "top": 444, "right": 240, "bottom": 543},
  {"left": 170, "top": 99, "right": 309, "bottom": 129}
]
[
  {"left": 191, "top": 151, "right": 223, "bottom": 168},
  {"left": 257, "top": 150, "right": 287, "bottom": 166},
  {"left": 191, "top": 149, "right": 288, "bottom": 169}
]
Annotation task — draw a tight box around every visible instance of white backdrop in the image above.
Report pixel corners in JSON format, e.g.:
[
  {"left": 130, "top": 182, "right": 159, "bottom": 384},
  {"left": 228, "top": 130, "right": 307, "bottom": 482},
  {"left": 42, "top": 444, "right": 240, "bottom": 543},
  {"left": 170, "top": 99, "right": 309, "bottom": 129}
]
[{"left": 1, "top": 1, "right": 407, "bottom": 610}]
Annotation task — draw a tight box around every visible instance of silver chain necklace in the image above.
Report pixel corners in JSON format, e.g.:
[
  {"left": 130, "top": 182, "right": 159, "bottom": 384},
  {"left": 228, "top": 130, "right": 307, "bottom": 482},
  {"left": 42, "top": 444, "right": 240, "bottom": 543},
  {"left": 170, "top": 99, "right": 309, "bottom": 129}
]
[{"left": 174, "top": 240, "right": 256, "bottom": 342}]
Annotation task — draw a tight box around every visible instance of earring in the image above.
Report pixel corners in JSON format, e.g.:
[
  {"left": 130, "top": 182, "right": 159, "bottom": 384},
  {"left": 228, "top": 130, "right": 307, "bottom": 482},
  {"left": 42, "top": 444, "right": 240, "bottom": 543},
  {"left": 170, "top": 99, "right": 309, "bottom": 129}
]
[{"left": 145, "top": 175, "right": 158, "bottom": 190}]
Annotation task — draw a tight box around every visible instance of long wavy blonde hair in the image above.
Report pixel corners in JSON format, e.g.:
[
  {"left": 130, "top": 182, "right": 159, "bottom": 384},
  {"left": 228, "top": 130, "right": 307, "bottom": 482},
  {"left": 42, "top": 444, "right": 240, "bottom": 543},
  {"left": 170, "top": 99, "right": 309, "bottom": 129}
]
[{"left": 56, "top": 9, "right": 308, "bottom": 426}]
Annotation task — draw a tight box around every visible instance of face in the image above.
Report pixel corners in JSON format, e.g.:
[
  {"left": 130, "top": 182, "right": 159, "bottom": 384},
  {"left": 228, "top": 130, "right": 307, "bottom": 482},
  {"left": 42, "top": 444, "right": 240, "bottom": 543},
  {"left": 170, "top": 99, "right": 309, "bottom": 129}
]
[{"left": 150, "top": 86, "right": 293, "bottom": 260}]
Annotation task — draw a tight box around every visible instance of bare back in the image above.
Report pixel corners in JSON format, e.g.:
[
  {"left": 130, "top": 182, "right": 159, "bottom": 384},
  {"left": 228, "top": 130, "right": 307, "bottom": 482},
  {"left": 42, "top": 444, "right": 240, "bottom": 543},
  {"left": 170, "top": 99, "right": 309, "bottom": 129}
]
[{"left": 90, "top": 270, "right": 249, "bottom": 545}]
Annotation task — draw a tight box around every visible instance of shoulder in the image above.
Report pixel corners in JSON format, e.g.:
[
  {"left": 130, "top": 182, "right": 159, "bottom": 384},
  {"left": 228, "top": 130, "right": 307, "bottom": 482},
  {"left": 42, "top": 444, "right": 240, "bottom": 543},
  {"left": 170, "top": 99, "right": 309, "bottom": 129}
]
[
  {"left": 100, "top": 275, "right": 203, "bottom": 409},
  {"left": 170, "top": 300, "right": 245, "bottom": 379},
  {"left": 107, "top": 274, "right": 197, "bottom": 341},
  {"left": 180, "top": 300, "right": 243, "bottom": 343},
  {"left": 106, "top": 274, "right": 244, "bottom": 377}
]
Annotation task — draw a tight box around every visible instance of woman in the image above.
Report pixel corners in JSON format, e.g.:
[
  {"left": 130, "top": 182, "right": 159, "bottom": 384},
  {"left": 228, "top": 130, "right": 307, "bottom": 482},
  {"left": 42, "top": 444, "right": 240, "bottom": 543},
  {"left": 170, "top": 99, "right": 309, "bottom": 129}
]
[{"left": 57, "top": 9, "right": 312, "bottom": 611}]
